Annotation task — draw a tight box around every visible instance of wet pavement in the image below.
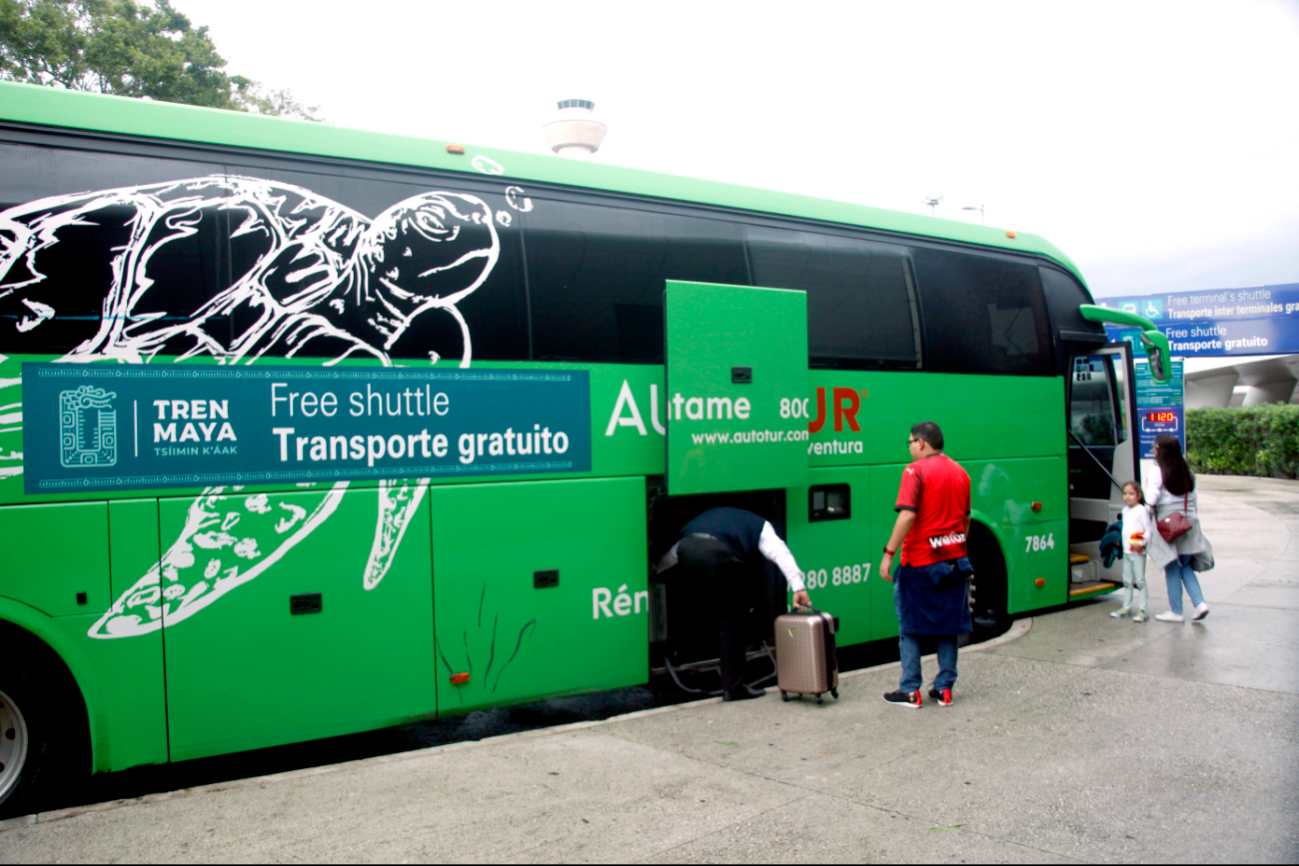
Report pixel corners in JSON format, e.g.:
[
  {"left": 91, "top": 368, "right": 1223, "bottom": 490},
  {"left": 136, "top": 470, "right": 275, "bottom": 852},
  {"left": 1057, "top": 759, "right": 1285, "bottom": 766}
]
[{"left": 2, "top": 475, "right": 1296, "bottom": 863}]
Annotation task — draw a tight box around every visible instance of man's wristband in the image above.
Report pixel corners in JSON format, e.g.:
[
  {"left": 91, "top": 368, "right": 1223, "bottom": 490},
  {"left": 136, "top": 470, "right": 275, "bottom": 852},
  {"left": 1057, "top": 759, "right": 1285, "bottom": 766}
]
[{"left": 883, "top": 547, "right": 896, "bottom": 556}]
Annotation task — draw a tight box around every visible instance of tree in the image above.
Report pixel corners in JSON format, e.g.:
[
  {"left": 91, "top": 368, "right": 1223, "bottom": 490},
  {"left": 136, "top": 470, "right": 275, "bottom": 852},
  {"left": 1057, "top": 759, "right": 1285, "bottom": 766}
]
[
  {"left": 232, "top": 77, "right": 322, "bottom": 121},
  {"left": 0, "top": 0, "right": 321, "bottom": 120}
]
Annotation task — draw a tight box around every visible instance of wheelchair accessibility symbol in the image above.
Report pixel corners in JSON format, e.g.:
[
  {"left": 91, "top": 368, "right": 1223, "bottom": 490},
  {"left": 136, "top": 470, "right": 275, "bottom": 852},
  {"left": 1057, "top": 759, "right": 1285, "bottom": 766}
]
[
  {"left": 59, "top": 385, "right": 118, "bottom": 468},
  {"left": 1143, "top": 299, "right": 1164, "bottom": 319}
]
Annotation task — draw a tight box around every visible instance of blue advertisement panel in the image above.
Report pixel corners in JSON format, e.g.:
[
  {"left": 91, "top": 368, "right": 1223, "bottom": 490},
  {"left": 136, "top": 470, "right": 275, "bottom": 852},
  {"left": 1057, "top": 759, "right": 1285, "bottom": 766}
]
[
  {"left": 23, "top": 364, "right": 591, "bottom": 494},
  {"left": 1099, "top": 283, "right": 1299, "bottom": 356},
  {"left": 1133, "top": 357, "right": 1184, "bottom": 460}
]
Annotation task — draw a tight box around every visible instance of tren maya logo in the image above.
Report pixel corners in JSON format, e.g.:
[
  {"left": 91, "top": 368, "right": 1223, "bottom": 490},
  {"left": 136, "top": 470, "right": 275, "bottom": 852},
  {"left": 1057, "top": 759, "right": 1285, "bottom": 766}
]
[{"left": 59, "top": 384, "right": 118, "bottom": 468}]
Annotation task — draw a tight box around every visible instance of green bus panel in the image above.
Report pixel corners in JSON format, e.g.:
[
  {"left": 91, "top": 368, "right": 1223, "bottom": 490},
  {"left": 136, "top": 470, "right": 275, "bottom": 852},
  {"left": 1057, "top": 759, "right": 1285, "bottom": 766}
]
[
  {"left": 962, "top": 456, "right": 1068, "bottom": 614},
  {"left": 46, "top": 613, "right": 168, "bottom": 772},
  {"left": 1004, "top": 514, "right": 1069, "bottom": 614},
  {"left": 429, "top": 476, "right": 647, "bottom": 715},
  {"left": 784, "top": 466, "right": 879, "bottom": 647},
  {"left": 108, "top": 499, "right": 160, "bottom": 600},
  {"left": 805, "top": 371, "right": 1066, "bottom": 466},
  {"left": 103, "top": 498, "right": 167, "bottom": 770},
  {"left": 161, "top": 487, "right": 437, "bottom": 762},
  {"left": 0, "top": 500, "right": 166, "bottom": 772},
  {"left": 665, "top": 282, "right": 808, "bottom": 496},
  {"left": 0, "top": 502, "right": 110, "bottom": 617}
]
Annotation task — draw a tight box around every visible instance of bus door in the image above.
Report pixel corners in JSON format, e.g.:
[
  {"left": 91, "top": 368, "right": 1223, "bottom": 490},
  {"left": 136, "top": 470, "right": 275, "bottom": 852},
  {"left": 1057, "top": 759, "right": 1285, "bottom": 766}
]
[
  {"left": 663, "top": 280, "right": 809, "bottom": 495},
  {"left": 1066, "top": 343, "right": 1138, "bottom": 590}
]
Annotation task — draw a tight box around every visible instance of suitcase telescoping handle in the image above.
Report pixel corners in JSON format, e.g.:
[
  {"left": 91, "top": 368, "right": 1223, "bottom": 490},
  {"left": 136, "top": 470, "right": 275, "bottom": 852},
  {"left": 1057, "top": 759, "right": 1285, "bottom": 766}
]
[{"left": 802, "top": 606, "right": 839, "bottom": 633}]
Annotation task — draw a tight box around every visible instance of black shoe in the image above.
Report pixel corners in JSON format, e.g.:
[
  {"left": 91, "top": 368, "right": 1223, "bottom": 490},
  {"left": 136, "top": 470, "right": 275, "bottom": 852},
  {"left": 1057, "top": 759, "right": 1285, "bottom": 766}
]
[
  {"left": 722, "top": 684, "right": 767, "bottom": 702},
  {"left": 882, "top": 689, "right": 922, "bottom": 708},
  {"left": 928, "top": 686, "right": 953, "bottom": 706}
]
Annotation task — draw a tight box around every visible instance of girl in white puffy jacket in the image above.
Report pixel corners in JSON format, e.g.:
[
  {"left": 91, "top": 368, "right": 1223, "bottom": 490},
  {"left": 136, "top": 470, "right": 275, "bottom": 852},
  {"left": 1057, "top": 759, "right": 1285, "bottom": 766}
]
[{"left": 1112, "top": 481, "right": 1153, "bottom": 622}]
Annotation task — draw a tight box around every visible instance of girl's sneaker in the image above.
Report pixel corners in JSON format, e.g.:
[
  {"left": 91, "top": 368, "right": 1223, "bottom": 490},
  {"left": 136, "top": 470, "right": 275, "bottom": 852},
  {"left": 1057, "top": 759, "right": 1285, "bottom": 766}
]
[
  {"left": 1192, "top": 602, "right": 1210, "bottom": 622},
  {"left": 1155, "top": 611, "right": 1184, "bottom": 623},
  {"left": 883, "top": 690, "right": 922, "bottom": 708},
  {"left": 1110, "top": 608, "right": 1131, "bottom": 618},
  {"left": 1133, "top": 610, "right": 1149, "bottom": 622}
]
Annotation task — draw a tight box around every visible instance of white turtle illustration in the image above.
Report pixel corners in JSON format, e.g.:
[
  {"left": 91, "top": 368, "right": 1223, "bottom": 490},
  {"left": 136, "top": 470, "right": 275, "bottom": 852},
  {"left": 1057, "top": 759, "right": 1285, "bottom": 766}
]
[{"left": 0, "top": 176, "right": 506, "bottom": 637}]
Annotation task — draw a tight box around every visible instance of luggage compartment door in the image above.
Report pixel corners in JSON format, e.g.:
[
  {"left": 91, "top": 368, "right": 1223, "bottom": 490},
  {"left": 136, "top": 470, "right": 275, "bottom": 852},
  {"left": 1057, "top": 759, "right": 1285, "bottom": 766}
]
[
  {"left": 430, "top": 476, "right": 647, "bottom": 715},
  {"left": 162, "top": 484, "right": 437, "bottom": 761},
  {"left": 664, "top": 281, "right": 809, "bottom": 495}
]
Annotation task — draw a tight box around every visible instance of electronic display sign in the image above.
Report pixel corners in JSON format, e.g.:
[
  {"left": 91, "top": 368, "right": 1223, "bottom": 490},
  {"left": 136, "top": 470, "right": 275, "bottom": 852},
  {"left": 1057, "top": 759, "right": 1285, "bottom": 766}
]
[{"left": 1133, "top": 357, "right": 1184, "bottom": 460}]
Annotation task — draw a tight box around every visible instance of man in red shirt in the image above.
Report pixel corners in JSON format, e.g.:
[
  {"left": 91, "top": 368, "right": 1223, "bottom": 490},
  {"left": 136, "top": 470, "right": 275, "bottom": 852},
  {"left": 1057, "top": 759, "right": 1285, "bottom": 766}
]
[{"left": 878, "top": 421, "right": 973, "bottom": 708}]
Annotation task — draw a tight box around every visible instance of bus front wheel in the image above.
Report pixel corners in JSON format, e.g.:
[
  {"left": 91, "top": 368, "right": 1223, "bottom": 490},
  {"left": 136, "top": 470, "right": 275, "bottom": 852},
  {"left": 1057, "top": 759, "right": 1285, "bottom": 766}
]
[{"left": 967, "top": 524, "right": 1011, "bottom": 643}]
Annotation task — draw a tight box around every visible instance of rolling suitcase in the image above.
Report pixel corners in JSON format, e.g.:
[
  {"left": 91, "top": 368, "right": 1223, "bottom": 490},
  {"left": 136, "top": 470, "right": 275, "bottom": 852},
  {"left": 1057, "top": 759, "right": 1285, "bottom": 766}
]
[{"left": 775, "top": 608, "right": 839, "bottom": 703}]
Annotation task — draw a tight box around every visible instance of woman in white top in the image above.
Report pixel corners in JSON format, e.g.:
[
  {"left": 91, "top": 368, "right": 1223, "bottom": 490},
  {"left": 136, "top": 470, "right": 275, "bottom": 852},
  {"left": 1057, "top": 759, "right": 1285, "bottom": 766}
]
[{"left": 1144, "top": 433, "right": 1215, "bottom": 623}]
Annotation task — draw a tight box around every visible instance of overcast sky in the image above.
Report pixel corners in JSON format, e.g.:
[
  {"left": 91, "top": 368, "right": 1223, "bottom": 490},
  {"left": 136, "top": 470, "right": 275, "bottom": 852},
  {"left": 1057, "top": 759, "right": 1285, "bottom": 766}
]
[{"left": 173, "top": 0, "right": 1299, "bottom": 299}]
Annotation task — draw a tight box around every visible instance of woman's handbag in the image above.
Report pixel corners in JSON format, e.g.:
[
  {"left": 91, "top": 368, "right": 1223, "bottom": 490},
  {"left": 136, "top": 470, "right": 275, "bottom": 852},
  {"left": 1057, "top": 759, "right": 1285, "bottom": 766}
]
[{"left": 1157, "top": 494, "right": 1192, "bottom": 542}]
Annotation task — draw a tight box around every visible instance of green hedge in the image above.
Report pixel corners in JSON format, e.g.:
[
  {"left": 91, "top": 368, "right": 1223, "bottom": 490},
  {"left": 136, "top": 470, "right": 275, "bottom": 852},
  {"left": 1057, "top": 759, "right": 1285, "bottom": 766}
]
[{"left": 1186, "top": 404, "right": 1299, "bottom": 479}]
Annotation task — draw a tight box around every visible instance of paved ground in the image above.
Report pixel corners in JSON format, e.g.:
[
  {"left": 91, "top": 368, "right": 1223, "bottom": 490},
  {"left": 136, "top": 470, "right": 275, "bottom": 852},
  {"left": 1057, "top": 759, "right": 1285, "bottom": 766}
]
[{"left": 2, "top": 475, "right": 1296, "bottom": 863}]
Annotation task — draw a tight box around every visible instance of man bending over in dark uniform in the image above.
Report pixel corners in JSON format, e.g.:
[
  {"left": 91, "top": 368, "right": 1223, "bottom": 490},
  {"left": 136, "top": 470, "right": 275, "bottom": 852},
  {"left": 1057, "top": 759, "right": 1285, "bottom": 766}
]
[{"left": 658, "top": 507, "right": 812, "bottom": 701}]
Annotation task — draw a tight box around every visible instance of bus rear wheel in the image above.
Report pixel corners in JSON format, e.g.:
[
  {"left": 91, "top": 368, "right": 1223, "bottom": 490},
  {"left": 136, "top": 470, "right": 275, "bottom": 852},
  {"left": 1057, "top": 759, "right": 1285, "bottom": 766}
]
[
  {"left": 0, "top": 686, "right": 31, "bottom": 811},
  {"left": 0, "top": 639, "right": 84, "bottom": 818}
]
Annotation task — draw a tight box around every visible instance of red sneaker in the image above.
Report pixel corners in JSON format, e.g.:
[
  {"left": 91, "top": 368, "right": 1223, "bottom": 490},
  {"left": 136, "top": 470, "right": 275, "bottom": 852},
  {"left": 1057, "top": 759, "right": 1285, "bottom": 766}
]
[{"left": 928, "top": 687, "right": 953, "bottom": 707}]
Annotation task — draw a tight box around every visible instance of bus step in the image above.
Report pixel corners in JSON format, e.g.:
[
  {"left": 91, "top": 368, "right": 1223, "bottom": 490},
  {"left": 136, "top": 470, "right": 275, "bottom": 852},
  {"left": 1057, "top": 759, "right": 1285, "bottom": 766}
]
[
  {"left": 1069, "top": 581, "right": 1120, "bottom": 598},
  {"left": 1068, "top": 553, "right": 1091, "bottom": 565}
]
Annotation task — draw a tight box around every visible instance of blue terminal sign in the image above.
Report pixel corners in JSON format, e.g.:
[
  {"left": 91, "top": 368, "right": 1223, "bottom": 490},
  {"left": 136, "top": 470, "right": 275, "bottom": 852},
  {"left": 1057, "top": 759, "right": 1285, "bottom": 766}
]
[
  {"left": 23, "top": 364, "right": 592, "bottom": 494},
  {"left": 1098, "top": 283, "right": 1299, "bottom": 357}
]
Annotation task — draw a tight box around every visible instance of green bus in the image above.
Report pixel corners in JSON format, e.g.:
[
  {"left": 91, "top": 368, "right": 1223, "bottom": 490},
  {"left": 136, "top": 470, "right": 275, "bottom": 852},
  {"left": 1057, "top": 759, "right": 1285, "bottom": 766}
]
[{"left": 0, "top": 81, "right": 1166, "bottom": 813}]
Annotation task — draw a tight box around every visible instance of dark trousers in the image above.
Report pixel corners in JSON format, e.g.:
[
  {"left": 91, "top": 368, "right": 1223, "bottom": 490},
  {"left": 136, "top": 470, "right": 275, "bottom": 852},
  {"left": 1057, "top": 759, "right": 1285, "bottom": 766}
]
[{"left": 676, "top": 535, "right": 751, "bottom": 693}]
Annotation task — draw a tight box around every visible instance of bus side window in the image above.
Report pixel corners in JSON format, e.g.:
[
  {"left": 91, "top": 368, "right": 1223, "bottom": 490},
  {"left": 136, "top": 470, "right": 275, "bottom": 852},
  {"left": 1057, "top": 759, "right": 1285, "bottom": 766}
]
[
  {"left": 1039, "top": 266, "right": 1099, "bottom": 376},
  {"left": 522, "top": 201, "right": 747, "bottom": 363},
  {"left": 745, "top": 227, "right": 919, "bottom": 369},
  {"left": 0, "top": 141, "right": 229, "bottom": 357},
  {"left": 217, "top": 164, "right": 531, "bottom": 364},
  {"left": 1070, "top": 356, "right": 1118, "bottom": 446},
  {"left": 1068, "top": 354, "right": 1120, "bottom": 500},
  {"left": 911, "top": 248, "right": 1052, "bottom": 376}
]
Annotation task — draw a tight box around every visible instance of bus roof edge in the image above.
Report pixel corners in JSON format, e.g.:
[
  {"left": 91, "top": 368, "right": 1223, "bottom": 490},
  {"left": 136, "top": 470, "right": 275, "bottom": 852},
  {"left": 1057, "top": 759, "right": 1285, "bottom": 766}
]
[{"left": 0, "top": 81, "right": 1086, "bottom": 284}]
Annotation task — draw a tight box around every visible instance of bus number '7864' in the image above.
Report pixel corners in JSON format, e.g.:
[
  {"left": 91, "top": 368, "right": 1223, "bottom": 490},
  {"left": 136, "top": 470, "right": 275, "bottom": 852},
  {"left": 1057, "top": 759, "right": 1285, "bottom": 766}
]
[{"left": 1026, "top": 533, "right": 1055, "bottom": 552}]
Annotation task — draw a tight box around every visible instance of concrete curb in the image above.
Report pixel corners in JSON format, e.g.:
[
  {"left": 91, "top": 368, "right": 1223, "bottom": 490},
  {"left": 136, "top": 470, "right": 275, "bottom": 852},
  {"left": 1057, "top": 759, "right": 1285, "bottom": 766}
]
[{"left": 0, "top": 617, "right": 1033, "bottom": 832}]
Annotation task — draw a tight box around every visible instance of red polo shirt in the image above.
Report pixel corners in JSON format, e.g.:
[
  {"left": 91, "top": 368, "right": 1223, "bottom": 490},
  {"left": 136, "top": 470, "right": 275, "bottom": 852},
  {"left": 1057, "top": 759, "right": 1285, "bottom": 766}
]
[{"left": 895, "top": 453, "right": 971, "bottom": 567}]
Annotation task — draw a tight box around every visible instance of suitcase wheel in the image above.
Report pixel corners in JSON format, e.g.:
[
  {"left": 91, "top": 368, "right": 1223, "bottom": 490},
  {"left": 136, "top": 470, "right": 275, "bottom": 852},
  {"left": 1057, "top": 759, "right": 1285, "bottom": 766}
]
[
  {"left": 780, "top": 691, "right": 789, "bottom": 702},
  {"left": 831, "top": 688, "right": 839, "bottom": 699},
  {"left": 815, "top": 693, "right": 823, "bottom": 705}
]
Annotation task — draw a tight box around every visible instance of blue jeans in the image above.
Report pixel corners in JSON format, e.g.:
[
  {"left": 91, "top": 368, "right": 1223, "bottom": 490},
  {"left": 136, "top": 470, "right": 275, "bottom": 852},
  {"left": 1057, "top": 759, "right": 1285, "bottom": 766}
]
[
  {"left": 1164, "top": 554, "right": 1205, "bottom": 615},
  {"left": 898, "top": 632, "right": 958, "bottom": 693}
]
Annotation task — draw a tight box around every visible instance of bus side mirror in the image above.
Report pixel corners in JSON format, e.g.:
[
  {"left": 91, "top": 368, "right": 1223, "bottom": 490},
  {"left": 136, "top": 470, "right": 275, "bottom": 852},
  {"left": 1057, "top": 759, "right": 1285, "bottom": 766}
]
[
  {"left": 1138, "top": 330, "right": 1170, "bottom": 384},
  {"left": 1077, "top": 305, "right": 1171, "bottom": 385}
]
